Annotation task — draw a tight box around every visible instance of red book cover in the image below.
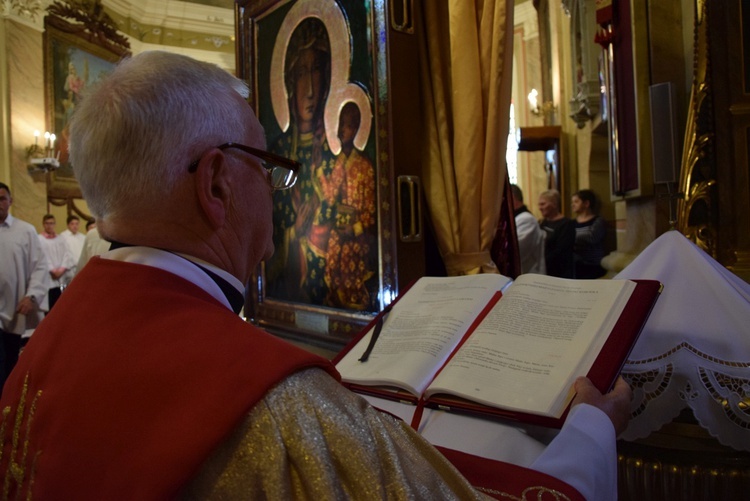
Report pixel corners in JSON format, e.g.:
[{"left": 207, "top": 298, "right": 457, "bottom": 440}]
[{"left": 336, "top": 276, "right": 662, "bottom": 429}]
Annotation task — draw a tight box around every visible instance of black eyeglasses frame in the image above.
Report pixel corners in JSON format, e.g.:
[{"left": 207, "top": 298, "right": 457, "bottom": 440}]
[{"left": 187, "top": 142, "right": 300, "bottom": 190}]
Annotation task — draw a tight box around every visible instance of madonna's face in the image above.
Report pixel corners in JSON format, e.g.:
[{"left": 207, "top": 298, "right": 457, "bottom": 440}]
[{"left": 293, "top": 48, "right": 326, "bottom": 133}]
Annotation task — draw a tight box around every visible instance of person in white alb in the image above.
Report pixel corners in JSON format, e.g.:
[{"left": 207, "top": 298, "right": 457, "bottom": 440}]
[
  {"left": 510, "top": 184, "right": 546, "bottom": 275},
  {"left": 37, "top": 214, "right": 76, "bottom": 310},
  {"left": 0, "top": 182, "right": 49, "bottom": 390},
  {"left": 60, "top": 214, "right": 86, "bottom": 265},
  {"left": 76, "top": 221, "right": 111, "bottom": 271}
]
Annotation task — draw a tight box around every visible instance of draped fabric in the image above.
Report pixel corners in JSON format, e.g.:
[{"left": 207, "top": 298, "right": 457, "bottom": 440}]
[{"left": 419, "top": 0, "right": 515, "bottom": 275}]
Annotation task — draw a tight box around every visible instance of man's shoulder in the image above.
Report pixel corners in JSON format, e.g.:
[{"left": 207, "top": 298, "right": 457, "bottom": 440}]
[
  {"left": 515, "top": 211, "right": 539, "bottom": 226},
  {"left": 2, "top": 217, "right": 38, "bottom": 243},
  {"left": 61, "top": 230, "right": 85, "bottom": 242},
  {"left": 9, "top": 217, "right": 36, "bottom": 233}
]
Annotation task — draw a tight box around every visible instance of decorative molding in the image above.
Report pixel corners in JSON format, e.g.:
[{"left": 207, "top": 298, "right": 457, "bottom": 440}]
[
  {"left": 47, "top": 0, "right": 131, "bottom": 56},
  {"left": 5, "top": 0, "right": 45, "bottom": 20},
  {"left": 103, "top": 0, "right": 234, "bottom": 55},
  {"left": 2, "top": 1, "right": 236, "bottom": 54},
  {"left": 676, "top": 0, "right": 716, "bottom": 256},
  {"left": 514, "top": 0, "right": 538, "bottom": 41},
  {"left": 105, "top": 0, "right": 234, "bottom": 32},
  {"left": 567, "top": 0, "right": 600, "bottom": 128},
  {"left": 1, "top": 0, "right": 51, "bottom": 31}
]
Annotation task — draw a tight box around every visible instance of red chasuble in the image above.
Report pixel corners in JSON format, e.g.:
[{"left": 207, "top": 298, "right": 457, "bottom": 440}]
[
  {"left": 0, "top": 258, "right": 337, "bottom": 498},
  {"left": 436, "top": 447, "right": 585, "bottom": 501},
  {"left": 0, "top": 258, "right": 584, "bottom": 500}
]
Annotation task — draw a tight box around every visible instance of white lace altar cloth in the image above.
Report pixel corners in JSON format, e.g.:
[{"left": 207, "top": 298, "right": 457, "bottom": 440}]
[{"left": 614, "top": 231, "right": 750, "bottom": 450}]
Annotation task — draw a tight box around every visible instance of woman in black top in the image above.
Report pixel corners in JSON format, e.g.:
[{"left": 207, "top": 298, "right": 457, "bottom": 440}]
[
  {"left": 571, "top": 189, "right": 607, "bottom": 279},
  {"left": 538, "top": 189, "right": 575, "bottom": 278}
]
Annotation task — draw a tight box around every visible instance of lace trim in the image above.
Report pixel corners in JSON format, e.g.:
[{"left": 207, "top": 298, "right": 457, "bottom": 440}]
[
  {"left": 621, "top": 342, "right": 750, "bottom": 449},
  {"left": 626, "top": 341, "right": 750, "bottom": 368}
]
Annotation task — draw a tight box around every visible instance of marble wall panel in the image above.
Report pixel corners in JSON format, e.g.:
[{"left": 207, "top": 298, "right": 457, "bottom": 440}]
[{"left": 5, "top": 18, "right": 54, "bottom": 232}]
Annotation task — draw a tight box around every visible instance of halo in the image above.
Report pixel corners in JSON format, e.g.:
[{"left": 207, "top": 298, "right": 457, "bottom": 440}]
[
  {"left": 270, "top": 0, "right": 351, "bottom": 134},
  {"left": 325, "top": 84, "right": 373, "bottom": 154}
]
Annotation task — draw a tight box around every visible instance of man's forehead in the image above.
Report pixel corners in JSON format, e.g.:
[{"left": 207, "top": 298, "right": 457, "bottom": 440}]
[{"left": 246, "top": 111, "right": 267, "bottom": 149}]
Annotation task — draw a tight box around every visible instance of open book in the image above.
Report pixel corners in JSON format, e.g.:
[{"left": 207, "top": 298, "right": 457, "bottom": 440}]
[{"left": 334, "top": 273, "right": 661, "bottom": 428}]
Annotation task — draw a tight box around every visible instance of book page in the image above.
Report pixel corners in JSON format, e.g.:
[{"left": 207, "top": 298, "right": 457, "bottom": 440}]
[
  {"left": 425, "top": 275, "right": 635, "bottom": 417},
  {"left": 336, "top": 274, "right": 513, "bottom": 396}
]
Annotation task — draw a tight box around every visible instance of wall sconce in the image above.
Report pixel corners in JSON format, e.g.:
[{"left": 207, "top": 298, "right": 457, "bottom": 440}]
[
  {"left": 26, "top": 130, "right": 60, "bottom": 172},
  {"left": 527, "top": 88, "right": 558, "bottom": 117}
]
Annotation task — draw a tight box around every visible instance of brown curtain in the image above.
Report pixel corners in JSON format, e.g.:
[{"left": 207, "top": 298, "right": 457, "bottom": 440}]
[{"left": 418, "top": 0, "right": 515, "bottom": 276}]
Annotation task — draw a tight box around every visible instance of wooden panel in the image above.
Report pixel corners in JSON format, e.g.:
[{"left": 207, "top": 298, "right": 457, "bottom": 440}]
[{"left": 709, "top": 0, "right": 750, "bottom": 278}]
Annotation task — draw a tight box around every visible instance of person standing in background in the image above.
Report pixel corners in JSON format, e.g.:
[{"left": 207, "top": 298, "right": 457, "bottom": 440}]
[
  {"left": 539, "top": 189, "right": 575, "bottom": 278},
  {"left": 510, "top": 184, "right": 546, "bottom": 275},
  {"left": 60, "top": 214, "right": 86, "bottom": 264},
  {"left": 572, "top": 189, "right": 607, "bottom": 279},
  {"left": 38, "top": 214, "right": 76, "bottom": 310},
  {"left": 76, "top": 220, "right": 111, "bottom": 271},
  {"left": 0, "top": 183, "right": 49, "bottom": 389}
]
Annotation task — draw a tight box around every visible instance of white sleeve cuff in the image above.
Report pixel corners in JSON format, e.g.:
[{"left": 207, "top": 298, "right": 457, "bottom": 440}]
[{"left": 530, "top": 404, "right": 617, "bottom": 501}]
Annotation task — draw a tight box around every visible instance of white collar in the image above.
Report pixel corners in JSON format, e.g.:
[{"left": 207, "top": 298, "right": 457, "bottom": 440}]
[
  {"left": 102, "top": 246, "right": 244, "bottom": 313},
  {"left": 1, "top": 213, "right": 15, "bottom": 227}
]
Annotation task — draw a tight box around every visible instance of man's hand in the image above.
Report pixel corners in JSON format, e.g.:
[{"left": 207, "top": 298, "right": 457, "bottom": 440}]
[
  {"left": 16, "top": 296, "right": 36, "bottom": 316},
  {"left": 571, "top": 376, "right": 632, "bottom": 436},
  {"left": 50, "top": 267, "right": 67, "bottom": 280}
]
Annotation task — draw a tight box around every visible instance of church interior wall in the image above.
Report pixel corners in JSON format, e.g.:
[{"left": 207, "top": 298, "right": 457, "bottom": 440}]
[
  {"left": 4, "top": 17, "right": 52, "bottom": 232},
  {"left": 1, "top": 0, "right": 235, "bottom": 233},
  {"left": 1, "top": 0, "right": 746, "bottom": 283}
]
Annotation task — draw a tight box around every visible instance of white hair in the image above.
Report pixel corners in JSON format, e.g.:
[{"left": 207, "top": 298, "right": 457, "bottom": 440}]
[
  {"left": 539, "top": 189, "right": 561, "bottom": 211},
  {"left": 69, "top": 51, "right": 250, "bottom": 220}
]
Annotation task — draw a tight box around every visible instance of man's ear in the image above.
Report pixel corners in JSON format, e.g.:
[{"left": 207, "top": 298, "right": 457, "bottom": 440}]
[{"left": 194, "top": 149, "right": 229, "bottom": 229}]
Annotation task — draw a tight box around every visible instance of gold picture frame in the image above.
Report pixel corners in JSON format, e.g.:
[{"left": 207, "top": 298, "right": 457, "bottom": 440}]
[
  {"left": 43, "top": 6, "right": 129, "bottom": 201},
  {"left": 236, "top": 0, "right": 403, "bottom": 346}
]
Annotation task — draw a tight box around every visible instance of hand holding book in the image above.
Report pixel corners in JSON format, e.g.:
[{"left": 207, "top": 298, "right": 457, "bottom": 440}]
[{"left": 572, "top": 376, "right": 633, "bottom": 435}]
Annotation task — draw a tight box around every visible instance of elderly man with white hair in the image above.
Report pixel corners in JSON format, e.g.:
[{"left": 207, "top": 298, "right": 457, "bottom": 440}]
[{"left": 0, "top": 51, "right": 629, "bottom": 500}]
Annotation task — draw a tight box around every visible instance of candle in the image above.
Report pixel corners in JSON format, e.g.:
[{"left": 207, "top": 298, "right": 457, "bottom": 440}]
[
  {"left": 34, "top": 130, "right": 40, "bottom": 146},
  {"left": 527, "top": 88, "right": 539, "bottom": 112},
  {"left": 50, "top": 134, "right": 56, "bottom": 153}
]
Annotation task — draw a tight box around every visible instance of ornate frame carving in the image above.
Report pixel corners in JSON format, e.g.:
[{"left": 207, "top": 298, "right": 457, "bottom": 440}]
[
  {"left": 236, "top": 0, "right": 401, "bottom": 346},
  {"left": 564, "top": 0, "right": 601, "bottom": 128},
  {"left": 676, "top": 0, "right": 715, "bottom": 255}
]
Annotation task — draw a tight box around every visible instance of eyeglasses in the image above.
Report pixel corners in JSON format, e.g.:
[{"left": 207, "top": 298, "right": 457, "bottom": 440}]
[{"left": 188, "top": 142, "right": 300, "bottom": 190}]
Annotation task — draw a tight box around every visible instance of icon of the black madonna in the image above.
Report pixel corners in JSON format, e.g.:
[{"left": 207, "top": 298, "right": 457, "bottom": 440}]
[{"left": 259, "top": 2, "right": 378, "bottom": 313}]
